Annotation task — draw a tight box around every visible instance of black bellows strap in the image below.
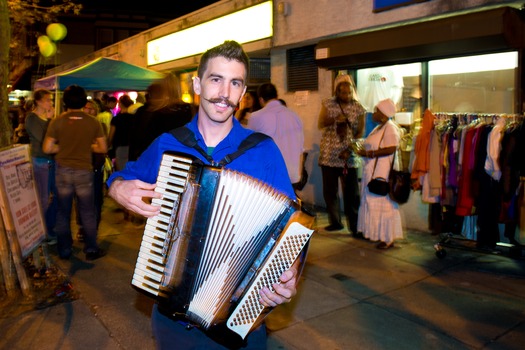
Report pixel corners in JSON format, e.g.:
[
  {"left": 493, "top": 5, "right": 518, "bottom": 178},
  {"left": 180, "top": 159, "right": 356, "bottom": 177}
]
[{"left": 169, "top": 126, "right": 270, "bottom": 167}]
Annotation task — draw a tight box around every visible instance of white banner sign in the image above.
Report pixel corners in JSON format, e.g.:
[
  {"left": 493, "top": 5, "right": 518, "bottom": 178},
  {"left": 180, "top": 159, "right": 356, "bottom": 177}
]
[{"left": 0, "top": 145, "right": 45, "bottom": 258}]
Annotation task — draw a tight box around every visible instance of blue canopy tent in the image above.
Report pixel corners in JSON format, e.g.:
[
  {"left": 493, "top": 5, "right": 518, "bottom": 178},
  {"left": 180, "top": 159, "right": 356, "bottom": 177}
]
[{"left": 34, "top": 57, "right": 166, "bottom": 91}]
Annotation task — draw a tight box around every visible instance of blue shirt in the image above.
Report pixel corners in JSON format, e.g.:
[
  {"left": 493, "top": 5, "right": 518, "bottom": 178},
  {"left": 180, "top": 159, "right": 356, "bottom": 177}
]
[{"left": 107, "top": 115, "right": 296, "bottom": 200}]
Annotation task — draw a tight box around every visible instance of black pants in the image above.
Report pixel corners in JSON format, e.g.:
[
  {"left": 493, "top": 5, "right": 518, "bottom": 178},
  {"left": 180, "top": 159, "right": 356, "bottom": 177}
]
[
  {"left": 321, "top": 166, "right": 360, "bottom": 233},
  {"left": 476, "top": 172, "right": 501, "bottom": 248}
]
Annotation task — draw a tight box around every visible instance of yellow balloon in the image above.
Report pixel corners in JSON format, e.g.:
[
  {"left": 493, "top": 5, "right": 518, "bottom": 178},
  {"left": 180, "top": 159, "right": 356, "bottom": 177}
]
[
  {"left": 37, "top": 35, "right": 51, "bottom": 49},
  {"left": 40, "top": 42, "right": 57, "bottom": 58},
  {"left": 46, "top": 23, "right": 67, "bottom": 42}
]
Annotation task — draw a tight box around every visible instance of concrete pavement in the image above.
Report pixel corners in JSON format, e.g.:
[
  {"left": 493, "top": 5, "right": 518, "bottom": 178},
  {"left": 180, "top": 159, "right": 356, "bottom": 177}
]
[{"left": 1, "top": 197, "right": 524, "bottom": 350}]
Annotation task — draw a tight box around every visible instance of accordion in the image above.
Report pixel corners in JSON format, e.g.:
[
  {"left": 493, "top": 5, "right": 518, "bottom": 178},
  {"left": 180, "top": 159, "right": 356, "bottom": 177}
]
[{"left": 131, "top": 151, "right": 315, "bottom": 342}]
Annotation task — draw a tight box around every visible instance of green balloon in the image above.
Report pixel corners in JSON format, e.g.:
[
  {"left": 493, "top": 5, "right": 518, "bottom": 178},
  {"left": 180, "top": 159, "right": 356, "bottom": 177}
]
[
  {"left": 37, "top": 35, "right": 51, "bottom": 49},
  {"left": 46, "top": 23, "right": 67, "bottom": 42},
  {"left": 40, "top": 42, "right": 57, "bottom": 58}
]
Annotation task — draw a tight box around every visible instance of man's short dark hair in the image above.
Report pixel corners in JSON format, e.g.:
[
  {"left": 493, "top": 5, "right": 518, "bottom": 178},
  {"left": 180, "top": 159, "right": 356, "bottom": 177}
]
[
  {"left": 63, "top": 85, "right": 88, "bottom": 109},
  {"left": 257, "top": 83, "right": 278, "bottom": 102},
  {"left": 197, "top": 40, "right": 249, "bottom": 81}
]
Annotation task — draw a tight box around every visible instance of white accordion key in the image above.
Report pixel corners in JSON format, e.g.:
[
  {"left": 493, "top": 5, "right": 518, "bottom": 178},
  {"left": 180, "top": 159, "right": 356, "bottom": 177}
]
[{"left": 226, "top": 221, "right": 314, "bottom": 339}]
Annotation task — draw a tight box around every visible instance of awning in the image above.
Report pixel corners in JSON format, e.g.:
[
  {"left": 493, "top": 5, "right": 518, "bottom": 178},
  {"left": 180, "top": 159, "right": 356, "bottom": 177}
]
[
  {"left": 34, "top": 57, "right": 166, "bottom": 91},
  {"left": 315, "top": 6, "right": 525, "bottom": 69}
]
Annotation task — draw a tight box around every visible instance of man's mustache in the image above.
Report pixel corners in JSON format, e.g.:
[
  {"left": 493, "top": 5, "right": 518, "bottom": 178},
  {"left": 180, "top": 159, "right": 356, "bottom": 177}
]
[{"left": 203, "top": 97, "right": 237, "bottom": 108}]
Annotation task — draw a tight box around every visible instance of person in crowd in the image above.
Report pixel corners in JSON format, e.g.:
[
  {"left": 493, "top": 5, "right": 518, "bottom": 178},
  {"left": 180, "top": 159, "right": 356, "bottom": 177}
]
[
  {"left": 235, "top": 89, "right": 261, "bottom": 126},
  {"left": 355, "top": 98, "right": 403, "bottom": 249},
  {"left": 43, "top": 85, "right": 108, "bottom": 261},
  {"left": 12, "top": 97, "right": 33, "bottom": 144},
  {"left": 107, "top": 40, "right": 299, "bottom": 349},
  {"left": 92, "top": 96, "right": 114, "bottom": 168},
  {"left": 12, "top": 114, "right": 31, "bottom": 144},
  {"left": 128, "top": 73, "right": 193, "bottom": 161},
  {"left": 12, "top": 96, "right": 27, "bottom": 129},
  {"left": 25, "top": 89, "right": 58, "bottom": 244},
  {"left": 128, "top": 92, "right": 145, "bottom": 115},
  {"left": 109, "top": 94, "right": 134, "bottom": 171},
  {"left": 98, "top": 95, "right": 116, "bottom": 142},
  {"left": 101, "top": 94, "right": 118, "bottom": 114},
  {"left": 108, "top": 94, "right": 135, "bottom": 223},
  {"left": 247, "top": 82, "right": 304, "bottom": 193},
  {"left": 317, "top": 74, "right": 366, "bottom": 235},
  {"left": 75, "top": 99, "right": 107, "bottom": 242}
]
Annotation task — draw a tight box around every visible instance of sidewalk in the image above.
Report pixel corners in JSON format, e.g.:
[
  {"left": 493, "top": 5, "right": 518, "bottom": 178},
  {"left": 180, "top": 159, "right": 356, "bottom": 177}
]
[{"left": 1, "top": 197, "right": 524, "bottom": 350}]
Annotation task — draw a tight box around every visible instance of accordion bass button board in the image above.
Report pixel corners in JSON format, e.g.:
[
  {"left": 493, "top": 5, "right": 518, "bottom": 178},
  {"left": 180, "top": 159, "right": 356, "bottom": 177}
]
[
  {"left": 226, "top": 215, "right": 314, "bottom": 339},
  {"left": 131, "top": 151, "right": 316, "bottom": 340}
]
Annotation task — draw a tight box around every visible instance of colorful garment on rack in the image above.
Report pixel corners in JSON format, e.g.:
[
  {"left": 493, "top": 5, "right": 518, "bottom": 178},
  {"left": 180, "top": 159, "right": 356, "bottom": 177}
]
[
  {"left": 455, "top": 124, "right": 483, "bottom": 216},
  {"left": 411, "top": 109, "right": 435, "bottom": 189}
]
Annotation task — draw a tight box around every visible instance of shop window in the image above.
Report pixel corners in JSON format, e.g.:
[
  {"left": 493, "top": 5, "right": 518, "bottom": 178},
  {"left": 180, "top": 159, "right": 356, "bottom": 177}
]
[
  {"left": 357, "top": 63, "right": 422, "bottom": 123},
  {"left": 429, "top": 52, "right": 518, "bottom": 114},
  {"left": 287, "top": 45, "right": 318, "bottom": 92}
]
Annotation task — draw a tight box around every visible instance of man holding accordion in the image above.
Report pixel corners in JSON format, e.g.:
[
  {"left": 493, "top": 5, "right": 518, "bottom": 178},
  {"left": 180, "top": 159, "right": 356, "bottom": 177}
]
[{"left": 107, "top": 40, "right": 312, "bottom": 349}]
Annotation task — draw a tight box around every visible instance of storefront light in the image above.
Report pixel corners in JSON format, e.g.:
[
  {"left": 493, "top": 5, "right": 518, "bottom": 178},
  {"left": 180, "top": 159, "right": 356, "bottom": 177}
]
[
  {"left": 181, "top": 93, "right": 192, "bottom": 104},
  {"left": 147, "top": 1, "right": 273, "bottom": 65},
  {"left": 429, "top": 52, "right": 518, "bottom": 75}
]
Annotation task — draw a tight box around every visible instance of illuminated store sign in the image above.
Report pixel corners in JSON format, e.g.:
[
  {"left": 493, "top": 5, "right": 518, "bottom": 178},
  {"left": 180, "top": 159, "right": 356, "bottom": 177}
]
[{"left": 147, "top": 1, "right": 273, "bottom": 65}]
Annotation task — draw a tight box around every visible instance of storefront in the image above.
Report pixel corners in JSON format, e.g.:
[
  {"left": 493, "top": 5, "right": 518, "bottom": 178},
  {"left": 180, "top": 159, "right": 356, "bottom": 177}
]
[
  {"left": 39, "top": 1, "right": 524, "bottom": 237},
  {"left": 315, "top": 6, "right": 525, "bottom": 115},
  {"left": 315, "top": 6, "right": 525, "bottom": 240}
]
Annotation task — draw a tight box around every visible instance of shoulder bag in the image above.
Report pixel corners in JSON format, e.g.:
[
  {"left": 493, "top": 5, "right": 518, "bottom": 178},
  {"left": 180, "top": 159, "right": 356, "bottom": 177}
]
[
  {"left": 367, "top": 126, "right": 389, "bottom": 196},
  {"left": 388, "top": 150, "right": 411, "bottom": 204}
]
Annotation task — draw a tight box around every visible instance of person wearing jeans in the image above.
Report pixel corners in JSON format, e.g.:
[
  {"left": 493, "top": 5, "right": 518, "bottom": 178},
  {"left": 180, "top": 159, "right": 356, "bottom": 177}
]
[
  {"left": 25, "top": 88, "right": 58, "bottom": 243},
  {"left": 43, "top": 84, "right": 107, "bottom": 260},
  {"left": 55, "top": 167, "right": 100, "bottom": 257}
]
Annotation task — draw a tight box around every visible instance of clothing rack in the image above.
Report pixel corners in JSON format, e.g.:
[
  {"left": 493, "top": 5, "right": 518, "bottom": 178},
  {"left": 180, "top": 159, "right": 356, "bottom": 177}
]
[
  {"left": 426, "top": 111, "right": 524, "bottom": 258},
  {"left": 433, "top": 112, "right": 523, "bottom": 125}
]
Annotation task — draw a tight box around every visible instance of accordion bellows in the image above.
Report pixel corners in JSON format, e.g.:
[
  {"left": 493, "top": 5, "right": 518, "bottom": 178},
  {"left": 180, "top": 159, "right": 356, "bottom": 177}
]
[{"left": 131, "top": 152, "right": 314, "bottom": 341}]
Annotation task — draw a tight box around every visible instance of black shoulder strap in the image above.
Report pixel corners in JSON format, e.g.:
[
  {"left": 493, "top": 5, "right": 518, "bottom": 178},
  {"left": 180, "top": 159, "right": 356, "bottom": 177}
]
[
  {"left": 217, "top": 132, "right": 270, "bottom": 166},
  {"left": 170, "top": 126, "right": 213, "bottom": 163},
  {"left": 169, "top": 126, "right": 270, "bottom": 167}
]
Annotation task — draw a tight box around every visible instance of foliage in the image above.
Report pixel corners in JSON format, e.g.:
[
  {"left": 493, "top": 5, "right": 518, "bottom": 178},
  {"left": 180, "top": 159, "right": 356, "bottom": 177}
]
[
  {"left": 8, "top": 0, "right": 82, "bottom": 89},
  {"left": 1, "top": 0, "right": 81, "bottom": 148}
]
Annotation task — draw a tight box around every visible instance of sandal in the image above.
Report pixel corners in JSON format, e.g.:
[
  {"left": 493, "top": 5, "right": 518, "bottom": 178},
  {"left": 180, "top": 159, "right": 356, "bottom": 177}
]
[{"left": 376, "top": 242, "right": 394, "bottom": 249}]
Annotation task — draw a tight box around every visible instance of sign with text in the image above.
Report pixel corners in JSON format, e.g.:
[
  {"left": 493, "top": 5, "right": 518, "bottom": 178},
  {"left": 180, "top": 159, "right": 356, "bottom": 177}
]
[
  {"left": 0, "top": 145, "right": 45, "bottom": 258},
  {"left": 373, "top": 0, "right": 430, "bottom": 12}
]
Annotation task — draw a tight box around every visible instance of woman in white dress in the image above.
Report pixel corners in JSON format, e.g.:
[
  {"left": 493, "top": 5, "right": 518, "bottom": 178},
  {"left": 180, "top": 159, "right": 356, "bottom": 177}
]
[{"left": 356, "top": 99, "right": 403, "bottom": 249}]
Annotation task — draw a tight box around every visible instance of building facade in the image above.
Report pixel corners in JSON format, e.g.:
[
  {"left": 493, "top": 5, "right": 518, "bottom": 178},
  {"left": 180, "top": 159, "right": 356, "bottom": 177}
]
[{"left": 42, "top": 0, "right": 525, "bottom": 232}]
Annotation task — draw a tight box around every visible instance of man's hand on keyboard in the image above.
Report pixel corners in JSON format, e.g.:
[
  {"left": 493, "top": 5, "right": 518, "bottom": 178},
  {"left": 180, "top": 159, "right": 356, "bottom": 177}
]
[
  {"left": 258, "top": 266, "right": 298, "bottom": 308},
  {"left": 108, "top": 178, "right": 161, "bottom": 218}
]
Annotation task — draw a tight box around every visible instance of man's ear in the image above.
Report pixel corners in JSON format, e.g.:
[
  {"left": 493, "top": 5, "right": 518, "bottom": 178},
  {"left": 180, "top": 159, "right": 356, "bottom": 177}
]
[
  {"left": 193, "top": 77, "right": 201, "bottom": 95},
  {"left": 237, "top": 86, "right": 247, "bottom": 106}
]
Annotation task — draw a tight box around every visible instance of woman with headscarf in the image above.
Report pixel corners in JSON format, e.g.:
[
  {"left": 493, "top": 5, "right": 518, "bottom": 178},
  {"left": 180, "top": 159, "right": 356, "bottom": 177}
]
[{"left": 356, "top": 99, "right": 403, "bottom": 249}]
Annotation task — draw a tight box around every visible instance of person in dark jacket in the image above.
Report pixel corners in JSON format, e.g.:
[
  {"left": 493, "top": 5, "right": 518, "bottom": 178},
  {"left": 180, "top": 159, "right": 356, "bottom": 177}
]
[{"left": 128, "top": 74, "right": 193, "bottom": 161}]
